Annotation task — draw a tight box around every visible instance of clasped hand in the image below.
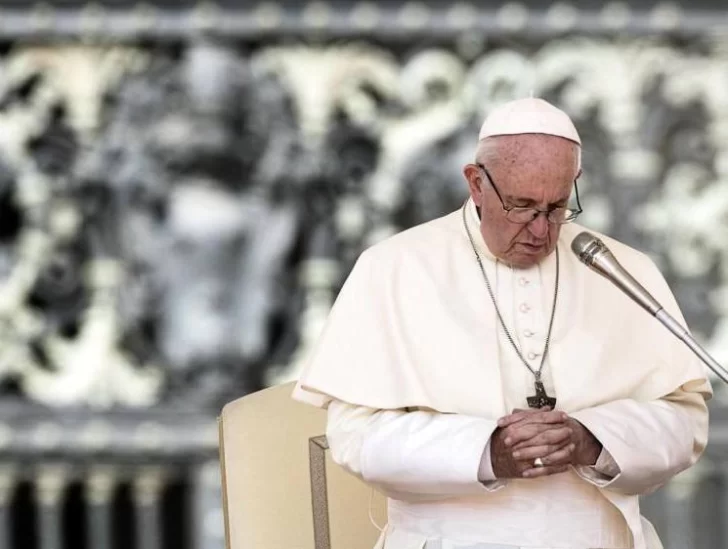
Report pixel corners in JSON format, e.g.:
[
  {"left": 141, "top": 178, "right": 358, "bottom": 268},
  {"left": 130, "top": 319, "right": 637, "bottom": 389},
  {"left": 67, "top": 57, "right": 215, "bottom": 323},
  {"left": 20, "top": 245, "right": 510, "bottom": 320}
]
[{"left": 490, "top": 408, "right": 602, "bottom": 479}]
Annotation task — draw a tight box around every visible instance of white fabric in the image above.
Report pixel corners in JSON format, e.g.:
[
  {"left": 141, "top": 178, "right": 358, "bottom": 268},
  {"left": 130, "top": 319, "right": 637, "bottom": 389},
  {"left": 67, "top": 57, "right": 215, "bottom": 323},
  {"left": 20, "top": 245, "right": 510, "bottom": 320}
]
[
  {"left": 379, "top": 524, "right": 662, "bottom": 549},
  {"left": 388, "top": 523, "right": 608, "bottom": 548},
  {"left": 478, "top": 98, "right": 581, "bottom": 145},
  {"left": 593, "top": 448, "right": 621, "bottom": 479},
  {"left": 379, "top": 516, "right": 664, "bottom": 549},
  {"left": 294, "top": 199, "right": 711, "bottom": 549},
  {"left": 327, "top": 401, "right": 632, "bottom": 548}
]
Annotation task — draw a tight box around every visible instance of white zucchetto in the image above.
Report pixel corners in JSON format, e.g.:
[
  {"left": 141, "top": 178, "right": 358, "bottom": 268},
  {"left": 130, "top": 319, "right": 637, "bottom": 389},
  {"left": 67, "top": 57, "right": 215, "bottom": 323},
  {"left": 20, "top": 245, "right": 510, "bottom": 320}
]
[{"left": 478, "top": 98, "right": 581, "bottom": 145}]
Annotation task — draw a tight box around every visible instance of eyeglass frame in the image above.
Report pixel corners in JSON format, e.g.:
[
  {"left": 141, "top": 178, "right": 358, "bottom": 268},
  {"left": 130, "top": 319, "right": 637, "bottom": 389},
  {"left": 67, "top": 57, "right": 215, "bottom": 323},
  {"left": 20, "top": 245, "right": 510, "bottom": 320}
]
[{"left": 475, "top": 163, "right": 583, "bottom": 225}]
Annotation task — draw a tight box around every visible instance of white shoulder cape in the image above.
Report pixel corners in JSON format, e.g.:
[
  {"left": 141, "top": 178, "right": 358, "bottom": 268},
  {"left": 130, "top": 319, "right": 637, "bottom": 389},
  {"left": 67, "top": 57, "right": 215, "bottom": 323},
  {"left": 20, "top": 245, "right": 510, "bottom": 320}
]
[{"left": 294, "top": 201, "right": 711, "bottom": 417}]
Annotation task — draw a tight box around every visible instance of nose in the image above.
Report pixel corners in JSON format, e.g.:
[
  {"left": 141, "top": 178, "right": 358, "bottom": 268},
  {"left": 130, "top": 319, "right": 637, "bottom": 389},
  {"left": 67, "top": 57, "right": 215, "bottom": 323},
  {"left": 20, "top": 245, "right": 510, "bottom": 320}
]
[{"left": 527, "top": 213, "right": 549, "bottom": 239}]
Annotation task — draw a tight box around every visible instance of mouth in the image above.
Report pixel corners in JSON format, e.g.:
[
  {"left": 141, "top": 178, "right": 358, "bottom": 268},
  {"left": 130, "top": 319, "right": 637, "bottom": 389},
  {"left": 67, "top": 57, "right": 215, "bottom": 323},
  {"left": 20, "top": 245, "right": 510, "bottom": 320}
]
[{"left": 517, "top": 242, "right": 546, "bottom": 253}]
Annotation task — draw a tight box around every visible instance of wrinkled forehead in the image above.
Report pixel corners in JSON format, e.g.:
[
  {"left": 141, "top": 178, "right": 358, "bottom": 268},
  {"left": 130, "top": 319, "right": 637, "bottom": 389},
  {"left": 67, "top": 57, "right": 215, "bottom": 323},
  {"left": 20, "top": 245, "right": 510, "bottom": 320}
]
[
  {"left": 489, "top": 137, "right": 580, "bottom": 199},
  {"left": 479, "top": 134, "right": 581, "bottom": 173}
]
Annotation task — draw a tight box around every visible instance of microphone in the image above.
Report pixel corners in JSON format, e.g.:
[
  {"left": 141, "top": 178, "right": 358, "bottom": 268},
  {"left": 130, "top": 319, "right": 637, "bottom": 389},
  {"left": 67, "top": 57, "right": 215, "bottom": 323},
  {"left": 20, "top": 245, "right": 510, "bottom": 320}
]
[{"left": 571, "top": 231, "right": 728, "bottom": 384}]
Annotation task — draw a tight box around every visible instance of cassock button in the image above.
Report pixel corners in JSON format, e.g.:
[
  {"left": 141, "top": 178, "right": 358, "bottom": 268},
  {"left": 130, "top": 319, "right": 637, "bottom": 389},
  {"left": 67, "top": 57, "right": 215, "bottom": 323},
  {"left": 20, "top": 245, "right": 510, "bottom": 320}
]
[
  {"left": 523, "top": 330, "right": 534, "bottom": 337},
  {"left": 519, "top": 277, "right": 529, "bottom": 286},
  {"left": 527, "top": 352, "right": 537, "bottom": 360},
  {"left": 519, "top": 303, "right": 530, "bottom": 313}
]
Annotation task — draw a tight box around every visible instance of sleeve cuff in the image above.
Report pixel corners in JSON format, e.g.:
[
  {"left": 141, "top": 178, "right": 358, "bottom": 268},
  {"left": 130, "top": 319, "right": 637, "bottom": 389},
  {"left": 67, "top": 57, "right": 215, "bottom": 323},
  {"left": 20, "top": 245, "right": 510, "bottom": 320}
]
[
  {"left": 574, "top": 447, "right": 621, "bottom": 487},
  {"left": 594, "top": 446, "right": 621, "bottom": 478},
  {"left": 478, "top": 439, "right": 508, "bottom": 492}
]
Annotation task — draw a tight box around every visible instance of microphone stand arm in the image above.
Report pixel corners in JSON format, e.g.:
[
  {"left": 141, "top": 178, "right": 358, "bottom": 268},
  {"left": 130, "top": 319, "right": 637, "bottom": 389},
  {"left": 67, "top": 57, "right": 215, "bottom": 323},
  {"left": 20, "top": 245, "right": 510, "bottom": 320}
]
[
  {"left": 654, "top": 309, "right": 728, "bottom": 385},
  {"left": 589, "top": 247, "right": 728, "bottom": 384}
]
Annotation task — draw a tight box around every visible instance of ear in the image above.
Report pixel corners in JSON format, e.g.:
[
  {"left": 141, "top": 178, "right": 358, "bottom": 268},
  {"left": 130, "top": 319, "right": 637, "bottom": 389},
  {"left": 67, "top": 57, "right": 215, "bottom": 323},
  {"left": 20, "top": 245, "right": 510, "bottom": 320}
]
[{"left": 463, "top": 164, "right": 484, "bottom": 203}]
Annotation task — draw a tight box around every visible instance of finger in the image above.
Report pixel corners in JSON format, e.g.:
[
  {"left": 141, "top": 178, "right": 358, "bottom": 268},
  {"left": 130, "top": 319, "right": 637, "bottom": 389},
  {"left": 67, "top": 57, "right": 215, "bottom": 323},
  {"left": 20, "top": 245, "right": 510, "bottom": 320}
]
[
  {"left": 542, "top": 443, "right": 577, "bottom": 466},
  {"left": 502, "top": 423, "right": 540, "bottom": 447},
  {"left": 498, "top": 407, "right": 549, "bottom": 426},
  {"left": 497, "top": 411, "right": 531, "bottom": 427},
  {"left": 498, "top": 409, "right": 567, "bottom": 429},
  {"left": 522, "top": 464, "right": 570, "bottom": 478},
  {"left": 504, "top": 423, "right": 570, "bottom": 448},
  {"left": 511, "top": 426, "right": 573, "bottom": 451},
  {"left": 512, "top": 439, "right": 572, "bottom": 461}
]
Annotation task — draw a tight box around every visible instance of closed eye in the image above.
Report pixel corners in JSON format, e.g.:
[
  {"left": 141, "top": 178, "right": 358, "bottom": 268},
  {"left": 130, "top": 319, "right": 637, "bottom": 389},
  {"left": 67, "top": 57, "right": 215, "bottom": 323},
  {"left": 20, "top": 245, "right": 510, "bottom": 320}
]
[{"left": 506, "top": 197, "right": 569, "bottom": 209}]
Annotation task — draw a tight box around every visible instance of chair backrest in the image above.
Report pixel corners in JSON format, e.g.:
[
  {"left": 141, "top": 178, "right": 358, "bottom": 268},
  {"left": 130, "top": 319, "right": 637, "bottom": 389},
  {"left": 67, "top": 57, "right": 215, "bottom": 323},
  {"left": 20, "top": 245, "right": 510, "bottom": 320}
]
[{"left": 219, "top": 382, "right": 387, "bottom": 549}]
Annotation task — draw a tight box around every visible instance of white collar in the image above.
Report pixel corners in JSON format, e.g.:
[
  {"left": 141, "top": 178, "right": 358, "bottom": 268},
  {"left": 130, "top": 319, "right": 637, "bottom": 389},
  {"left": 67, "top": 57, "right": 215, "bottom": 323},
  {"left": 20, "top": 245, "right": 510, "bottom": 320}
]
[{"left": 463, "top": 197, "right": 498, "bottom": 263}]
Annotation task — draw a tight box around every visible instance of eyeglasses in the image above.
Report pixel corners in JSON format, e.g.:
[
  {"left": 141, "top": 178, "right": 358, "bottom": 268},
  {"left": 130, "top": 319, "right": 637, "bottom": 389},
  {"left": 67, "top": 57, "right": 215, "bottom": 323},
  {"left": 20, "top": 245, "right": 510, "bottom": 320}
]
[{"left": 476, "top": 163, "right": 582, "bottom": 225}]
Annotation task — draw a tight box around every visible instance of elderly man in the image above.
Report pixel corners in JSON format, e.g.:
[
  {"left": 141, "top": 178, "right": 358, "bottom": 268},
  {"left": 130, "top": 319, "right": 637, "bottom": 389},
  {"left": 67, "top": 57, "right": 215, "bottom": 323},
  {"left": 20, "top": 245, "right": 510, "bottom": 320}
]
[{"left": 293, "top": 98, "right": 711, "bottom": 549}]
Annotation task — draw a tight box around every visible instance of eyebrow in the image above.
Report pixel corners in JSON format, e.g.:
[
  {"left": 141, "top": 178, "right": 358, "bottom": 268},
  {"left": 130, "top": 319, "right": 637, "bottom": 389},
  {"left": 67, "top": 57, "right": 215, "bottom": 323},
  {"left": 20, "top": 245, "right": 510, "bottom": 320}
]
[{"left": 506, "top": 195, "right": 570, "bottom": 208}]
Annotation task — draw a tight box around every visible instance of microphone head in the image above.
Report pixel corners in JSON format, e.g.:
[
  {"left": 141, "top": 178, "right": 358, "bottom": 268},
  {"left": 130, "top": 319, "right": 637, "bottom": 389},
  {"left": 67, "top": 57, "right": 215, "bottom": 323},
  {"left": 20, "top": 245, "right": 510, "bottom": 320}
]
[
  {"left": 571, "top": 231, "right": 608, "bottom": 266},
  {"left": 571, "top": 230, "right": 663, "bottom": 316}
]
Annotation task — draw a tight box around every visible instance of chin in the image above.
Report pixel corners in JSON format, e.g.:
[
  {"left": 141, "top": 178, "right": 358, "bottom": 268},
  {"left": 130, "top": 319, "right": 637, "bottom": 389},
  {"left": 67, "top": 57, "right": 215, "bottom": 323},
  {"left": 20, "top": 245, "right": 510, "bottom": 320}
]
[
  {"left": 509, "top": 260, "right": 540, "bottom": 269},
  {"left": 505, "top": 252, "right": 547, "bottom": 269}
]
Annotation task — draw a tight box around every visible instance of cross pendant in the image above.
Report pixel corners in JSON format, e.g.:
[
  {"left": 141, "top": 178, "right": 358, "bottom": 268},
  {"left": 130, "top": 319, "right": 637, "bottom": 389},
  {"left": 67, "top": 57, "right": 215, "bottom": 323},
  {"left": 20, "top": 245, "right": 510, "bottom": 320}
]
[{"left": 527, "top": 380, "right": 557, "bottom": 409}]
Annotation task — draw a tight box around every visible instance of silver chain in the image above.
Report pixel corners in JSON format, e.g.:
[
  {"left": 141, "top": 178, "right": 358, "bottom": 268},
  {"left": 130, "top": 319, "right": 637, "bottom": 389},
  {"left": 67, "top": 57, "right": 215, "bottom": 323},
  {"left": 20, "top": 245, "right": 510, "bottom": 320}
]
[{"left": 461, "top": 203, "right": 559, "bottom": 382}]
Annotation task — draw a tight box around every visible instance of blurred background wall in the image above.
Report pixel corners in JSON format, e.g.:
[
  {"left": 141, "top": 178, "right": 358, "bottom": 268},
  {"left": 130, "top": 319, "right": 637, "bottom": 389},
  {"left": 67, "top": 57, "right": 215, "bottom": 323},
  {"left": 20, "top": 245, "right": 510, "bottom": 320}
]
[{"left": 0, "top": 1, "right": 727, "bottom": 548}]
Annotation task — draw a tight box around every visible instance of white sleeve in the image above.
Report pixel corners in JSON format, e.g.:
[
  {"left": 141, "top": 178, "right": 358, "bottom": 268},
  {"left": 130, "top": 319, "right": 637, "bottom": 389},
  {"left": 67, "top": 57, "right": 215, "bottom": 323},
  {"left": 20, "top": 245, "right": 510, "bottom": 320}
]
[
  {"left": 478, "top": 439, "right": 499, "bottom": 482},
  {"left": 573, "top": 447, "right": 621, "bottom": 486},
  {"left": 571, "top": 388, "right": 708, "bottom": 496},
  {"left": 594, "top": 447, "right": 622, "bottom": 478},
  {"left": 326, "top": 400, "right": 506, "bottom": 500}
]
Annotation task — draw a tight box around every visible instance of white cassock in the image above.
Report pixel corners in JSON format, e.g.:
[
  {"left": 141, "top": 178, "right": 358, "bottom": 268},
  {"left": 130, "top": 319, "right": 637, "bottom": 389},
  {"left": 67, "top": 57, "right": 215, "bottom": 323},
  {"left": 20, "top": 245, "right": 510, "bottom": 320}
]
[{"left": 293, "top": 198, "right": 711, "bottom": 549}]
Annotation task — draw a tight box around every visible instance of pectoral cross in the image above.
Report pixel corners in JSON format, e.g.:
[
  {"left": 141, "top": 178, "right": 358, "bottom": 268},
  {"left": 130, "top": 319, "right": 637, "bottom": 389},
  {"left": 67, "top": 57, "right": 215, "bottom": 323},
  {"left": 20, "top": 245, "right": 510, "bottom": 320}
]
[{"left": 527, "top": 379, "right": 557, "bottom": 409}]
